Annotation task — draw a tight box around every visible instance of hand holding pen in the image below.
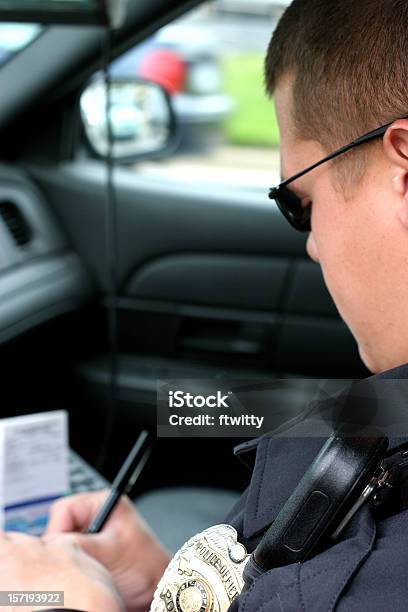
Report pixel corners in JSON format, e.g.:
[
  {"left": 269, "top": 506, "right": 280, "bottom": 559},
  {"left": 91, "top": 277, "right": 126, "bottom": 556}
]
[{"left": 46, "top": 431, "right": 171, "bottom": 612}]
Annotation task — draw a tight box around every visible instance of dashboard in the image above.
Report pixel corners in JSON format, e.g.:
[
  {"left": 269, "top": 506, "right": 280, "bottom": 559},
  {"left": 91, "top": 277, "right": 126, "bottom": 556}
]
[{"left": 0, "top": 164, "right": 91, "bottom": 345}]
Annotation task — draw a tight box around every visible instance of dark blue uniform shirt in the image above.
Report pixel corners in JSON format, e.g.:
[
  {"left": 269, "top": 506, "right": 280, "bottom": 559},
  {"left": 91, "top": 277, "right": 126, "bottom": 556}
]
[{"left": 226, "top": 364, "right": 408, "bottom": 611}]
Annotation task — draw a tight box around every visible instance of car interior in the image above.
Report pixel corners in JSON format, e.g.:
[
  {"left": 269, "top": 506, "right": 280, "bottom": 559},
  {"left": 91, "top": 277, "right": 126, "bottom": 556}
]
[{"left": 0, "top": 0, "right": 371, "bottom": 551}]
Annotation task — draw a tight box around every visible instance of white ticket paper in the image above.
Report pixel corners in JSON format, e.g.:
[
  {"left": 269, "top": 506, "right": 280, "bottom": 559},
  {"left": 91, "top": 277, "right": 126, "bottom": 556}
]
[{"left": 0, "top": 411, "right": 69, "bottom": 532}]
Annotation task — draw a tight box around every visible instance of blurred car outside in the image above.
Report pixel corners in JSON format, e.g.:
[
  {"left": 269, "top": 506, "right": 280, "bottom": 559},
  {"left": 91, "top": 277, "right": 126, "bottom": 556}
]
[{"left": 110, "top": 22, "right": 233, "bottom": 152}]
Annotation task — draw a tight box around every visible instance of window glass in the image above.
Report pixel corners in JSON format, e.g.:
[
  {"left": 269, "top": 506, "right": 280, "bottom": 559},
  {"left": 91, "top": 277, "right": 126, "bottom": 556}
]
[
  {"left": 111, "top": 0, "right": 290, "bottom": 189},
  {"left": 0, "top": 23, "right": 41, "bottom": 66}
]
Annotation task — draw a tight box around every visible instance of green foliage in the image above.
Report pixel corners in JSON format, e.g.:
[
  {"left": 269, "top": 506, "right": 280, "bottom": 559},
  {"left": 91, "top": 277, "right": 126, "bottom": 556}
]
[{"left": 222, "top": 53, "right": 280, "bottom": 148}]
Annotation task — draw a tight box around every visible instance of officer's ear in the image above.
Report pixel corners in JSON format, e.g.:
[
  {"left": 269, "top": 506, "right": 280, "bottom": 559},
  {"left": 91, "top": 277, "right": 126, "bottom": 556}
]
[{"left": 383, "top": 119, "right": 408, "bottom": 228}]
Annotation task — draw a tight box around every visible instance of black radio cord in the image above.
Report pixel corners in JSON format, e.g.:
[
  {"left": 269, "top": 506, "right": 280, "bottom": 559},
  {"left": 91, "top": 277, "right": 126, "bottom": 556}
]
[{"left": 96, "top": 26, "right": 119, "bottom": 471}]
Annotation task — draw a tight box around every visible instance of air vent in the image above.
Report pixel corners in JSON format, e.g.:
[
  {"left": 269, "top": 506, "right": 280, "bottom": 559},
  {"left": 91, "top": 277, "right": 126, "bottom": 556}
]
[{"left": 0, "top": 201, "right": 31, "bottom": 247}]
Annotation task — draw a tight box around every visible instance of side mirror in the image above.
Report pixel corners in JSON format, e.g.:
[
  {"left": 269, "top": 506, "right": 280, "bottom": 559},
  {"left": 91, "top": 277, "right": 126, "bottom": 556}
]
[{"left": 80, "top": 77, "right": 178, "bottom": 163}]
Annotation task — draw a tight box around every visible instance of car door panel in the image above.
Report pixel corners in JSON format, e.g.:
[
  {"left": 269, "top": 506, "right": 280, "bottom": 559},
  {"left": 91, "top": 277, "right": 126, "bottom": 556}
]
[
  {"left": 125, "top": 253, "right": 290, "bottom": 310},
  {"left": 27, "top": 162, "right": 304, "bottom": 291},
  {"left": 28, "top": 162, "right": 368, "bottom": 391}
]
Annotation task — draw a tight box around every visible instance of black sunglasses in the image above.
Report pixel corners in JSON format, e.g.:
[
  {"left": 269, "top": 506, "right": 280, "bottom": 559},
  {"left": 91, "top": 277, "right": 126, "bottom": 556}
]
[{"left": 269, "top": 118, "right": 406, "bottom": 232}]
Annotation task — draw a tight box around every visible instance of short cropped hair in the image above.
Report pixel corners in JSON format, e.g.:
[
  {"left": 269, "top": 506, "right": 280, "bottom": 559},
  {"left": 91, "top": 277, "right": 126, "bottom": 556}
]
[{"left": 265, "top": 0, "right": 408, "bottom": 170}]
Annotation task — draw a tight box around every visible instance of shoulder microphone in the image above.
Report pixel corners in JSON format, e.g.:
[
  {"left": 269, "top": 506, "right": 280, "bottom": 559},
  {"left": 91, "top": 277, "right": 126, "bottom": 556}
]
[{"left": 243, "top": 425, "right": 389, "bottom": 588}]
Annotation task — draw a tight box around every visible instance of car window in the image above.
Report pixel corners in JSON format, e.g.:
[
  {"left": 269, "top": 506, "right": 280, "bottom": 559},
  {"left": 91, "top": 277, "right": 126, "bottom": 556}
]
[
  {"left": 110, "top": 0, "right": 289, "bottom": 190},
  {"left": 0, "top": 23, "right": 42, "bottom": 67}
]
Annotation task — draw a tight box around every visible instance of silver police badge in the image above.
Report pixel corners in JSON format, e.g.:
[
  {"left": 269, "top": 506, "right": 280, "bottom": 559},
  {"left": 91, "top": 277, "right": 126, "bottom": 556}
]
[{"left": 150, "top": 525, "right": 249, "bottom": 612}]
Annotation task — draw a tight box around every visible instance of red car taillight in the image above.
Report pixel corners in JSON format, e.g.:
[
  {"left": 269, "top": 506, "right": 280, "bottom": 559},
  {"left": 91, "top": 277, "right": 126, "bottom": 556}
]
[{"left": 139, "top": 49, "right": 186, "bottom": 95}]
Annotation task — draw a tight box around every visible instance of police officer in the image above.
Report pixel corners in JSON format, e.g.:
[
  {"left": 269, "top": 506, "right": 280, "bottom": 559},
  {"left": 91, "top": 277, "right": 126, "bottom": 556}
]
[{"left": 3, "top": 0, "right": 408, "bottom": 609}]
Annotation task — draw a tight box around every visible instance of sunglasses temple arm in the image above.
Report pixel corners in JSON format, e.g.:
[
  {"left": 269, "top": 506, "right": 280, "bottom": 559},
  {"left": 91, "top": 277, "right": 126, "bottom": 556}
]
[
  {"left": 278, "top": 124, "right": 391, "bottom": 191},
  {"left": 352, "top": 125, "right": 389, "bottom": 146},
  {"left": 278, "top": 144, "right": 354, "bottom": 189}
]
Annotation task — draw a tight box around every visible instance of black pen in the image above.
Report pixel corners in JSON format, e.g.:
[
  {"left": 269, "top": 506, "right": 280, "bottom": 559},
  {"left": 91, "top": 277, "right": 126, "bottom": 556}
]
[{"left": 87, "top": 430, "right": 151, "bottom": 534}]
